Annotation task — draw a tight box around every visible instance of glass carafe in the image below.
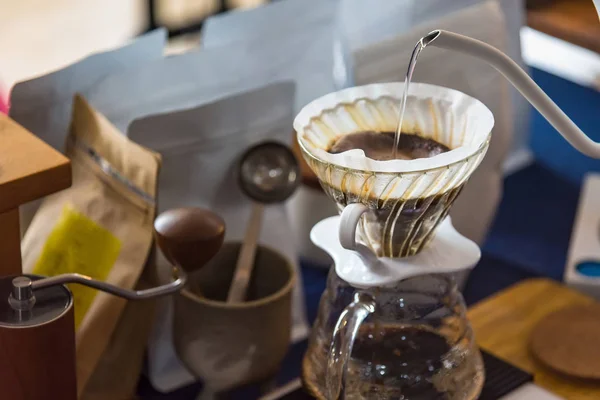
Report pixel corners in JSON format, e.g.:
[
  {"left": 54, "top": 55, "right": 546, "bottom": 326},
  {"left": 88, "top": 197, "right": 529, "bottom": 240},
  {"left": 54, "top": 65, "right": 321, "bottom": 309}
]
[{"left": 302, "top": 270, "right": 483, "bottom": 399}]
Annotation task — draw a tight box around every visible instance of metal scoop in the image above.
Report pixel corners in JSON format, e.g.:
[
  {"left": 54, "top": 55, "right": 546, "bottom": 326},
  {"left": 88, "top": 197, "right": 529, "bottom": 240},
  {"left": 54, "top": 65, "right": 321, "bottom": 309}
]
[{"left": 227, "top": 141, "right": 300, "bottom": 303}]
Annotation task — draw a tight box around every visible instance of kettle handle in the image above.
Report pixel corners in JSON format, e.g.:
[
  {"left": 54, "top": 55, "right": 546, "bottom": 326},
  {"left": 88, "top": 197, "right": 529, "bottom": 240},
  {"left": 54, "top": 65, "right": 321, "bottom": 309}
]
[
  {"left": 424, "top": 29, "right": 600, "bottom": 159},
  {"left": 327, "top": 292, "right": 376, "bottom": 399}
]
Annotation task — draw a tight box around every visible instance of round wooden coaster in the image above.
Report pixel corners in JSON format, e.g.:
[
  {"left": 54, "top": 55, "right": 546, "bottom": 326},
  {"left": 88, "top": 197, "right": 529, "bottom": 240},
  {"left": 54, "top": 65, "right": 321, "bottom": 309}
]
[{"left": 530, "top": 304, "right": 600, "bottom": 379}]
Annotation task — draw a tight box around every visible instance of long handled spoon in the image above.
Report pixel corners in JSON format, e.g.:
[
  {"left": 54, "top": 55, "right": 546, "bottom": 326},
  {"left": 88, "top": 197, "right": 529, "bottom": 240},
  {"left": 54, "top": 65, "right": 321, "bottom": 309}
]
[{"left": 227, "top": 142, "right": 300, "bottom": 303}]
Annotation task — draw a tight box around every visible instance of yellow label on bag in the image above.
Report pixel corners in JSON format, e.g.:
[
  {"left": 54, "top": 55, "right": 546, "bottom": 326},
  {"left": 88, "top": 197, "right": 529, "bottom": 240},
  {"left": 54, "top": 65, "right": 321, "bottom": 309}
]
[{"left": 33, "top": 206, "right": 122, "bottom": 329}]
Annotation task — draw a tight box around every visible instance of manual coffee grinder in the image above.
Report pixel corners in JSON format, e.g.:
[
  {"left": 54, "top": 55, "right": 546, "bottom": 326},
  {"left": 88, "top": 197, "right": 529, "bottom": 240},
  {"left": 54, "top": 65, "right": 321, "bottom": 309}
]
[
  {"left": 0, "top": 115, "right": 217, "bottom": 400},
  {"left": 297, "top": 27, "right": 600, "bottom": 399}
]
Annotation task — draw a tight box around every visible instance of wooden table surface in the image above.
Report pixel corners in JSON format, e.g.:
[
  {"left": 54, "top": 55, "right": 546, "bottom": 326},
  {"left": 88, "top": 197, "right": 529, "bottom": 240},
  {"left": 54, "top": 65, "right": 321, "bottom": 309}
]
[
  {"left": 467, "top": 278, "right": 600, "bottom": 399},
  {"left": 527, "top": 0, "right": 600, "bottom": 54}
]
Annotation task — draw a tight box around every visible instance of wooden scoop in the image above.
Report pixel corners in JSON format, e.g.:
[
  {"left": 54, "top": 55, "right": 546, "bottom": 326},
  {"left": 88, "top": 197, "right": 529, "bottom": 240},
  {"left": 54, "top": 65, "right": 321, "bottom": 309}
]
[{"left": 154, "top": 207, "right": 226, "bottom": 272}]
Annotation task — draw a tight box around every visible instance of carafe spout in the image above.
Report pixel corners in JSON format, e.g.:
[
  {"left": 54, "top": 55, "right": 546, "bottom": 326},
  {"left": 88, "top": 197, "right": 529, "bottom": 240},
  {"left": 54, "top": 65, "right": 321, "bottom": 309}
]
[{"left": 423, "top": 29, "right": 600, "bottom": 159}]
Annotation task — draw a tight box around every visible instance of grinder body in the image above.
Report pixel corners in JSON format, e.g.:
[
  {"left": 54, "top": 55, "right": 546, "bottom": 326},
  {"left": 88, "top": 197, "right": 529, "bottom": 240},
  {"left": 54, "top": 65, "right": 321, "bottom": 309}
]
[{"left": 0, "top": 275, "right": 77, "bottom": 400}]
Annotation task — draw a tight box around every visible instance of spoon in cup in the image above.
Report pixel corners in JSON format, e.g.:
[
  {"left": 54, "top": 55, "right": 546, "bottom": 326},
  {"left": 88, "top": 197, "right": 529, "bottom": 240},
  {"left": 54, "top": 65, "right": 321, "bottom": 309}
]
[{"left": 227, "top": 141, "right": 300, "bottom": 303}]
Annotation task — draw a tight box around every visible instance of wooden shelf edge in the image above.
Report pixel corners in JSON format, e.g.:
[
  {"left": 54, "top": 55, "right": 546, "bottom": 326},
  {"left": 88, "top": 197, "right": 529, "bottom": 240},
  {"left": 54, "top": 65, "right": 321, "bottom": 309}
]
[{"left": 0, "top": 115, "right": 72, "bottom": 213}]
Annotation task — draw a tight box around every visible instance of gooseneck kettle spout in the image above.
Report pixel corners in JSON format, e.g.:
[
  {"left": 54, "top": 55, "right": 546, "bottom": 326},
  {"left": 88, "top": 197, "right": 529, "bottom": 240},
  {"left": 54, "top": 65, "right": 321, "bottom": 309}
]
[{"left": 422, "top": 29, "right": 600, "bottom": 159}]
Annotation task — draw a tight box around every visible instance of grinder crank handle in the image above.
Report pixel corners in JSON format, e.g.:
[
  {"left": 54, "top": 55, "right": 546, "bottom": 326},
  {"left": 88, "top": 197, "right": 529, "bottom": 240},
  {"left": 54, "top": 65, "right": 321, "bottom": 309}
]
[{"left": 8, "top": 265, "right": 187, "bottom": 311}]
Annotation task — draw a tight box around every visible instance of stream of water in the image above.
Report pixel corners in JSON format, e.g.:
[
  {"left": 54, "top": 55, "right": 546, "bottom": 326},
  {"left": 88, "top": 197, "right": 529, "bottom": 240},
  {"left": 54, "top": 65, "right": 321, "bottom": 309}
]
[{"left": 392, "top": 36, "right": 432, "bottom": 159}]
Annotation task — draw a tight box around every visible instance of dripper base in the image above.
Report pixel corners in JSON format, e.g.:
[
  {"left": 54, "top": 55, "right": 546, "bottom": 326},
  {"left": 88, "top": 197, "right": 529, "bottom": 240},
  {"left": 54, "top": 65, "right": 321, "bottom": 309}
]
[{"left": 310, "top": 216, "right": 481, "bottom": 288}]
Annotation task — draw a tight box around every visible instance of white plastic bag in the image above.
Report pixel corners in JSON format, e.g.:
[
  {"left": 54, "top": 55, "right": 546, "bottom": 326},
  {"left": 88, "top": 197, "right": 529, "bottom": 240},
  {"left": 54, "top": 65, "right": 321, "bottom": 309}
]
[
  {"left": 201, "top": 0, "right": 338, "bottom": 111},
  {"left": 9, "top": 29, "right": 167, "bottom": 235},
  {"left": 10, "top": 29, "right": 166, "bottom": 153}
]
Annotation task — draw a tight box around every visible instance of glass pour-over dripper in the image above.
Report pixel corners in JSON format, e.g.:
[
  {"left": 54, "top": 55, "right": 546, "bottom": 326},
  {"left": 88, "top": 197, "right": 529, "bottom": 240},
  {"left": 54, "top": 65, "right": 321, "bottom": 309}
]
[{"left": 295, "top": 82, "right": 494, "bottom": 258}]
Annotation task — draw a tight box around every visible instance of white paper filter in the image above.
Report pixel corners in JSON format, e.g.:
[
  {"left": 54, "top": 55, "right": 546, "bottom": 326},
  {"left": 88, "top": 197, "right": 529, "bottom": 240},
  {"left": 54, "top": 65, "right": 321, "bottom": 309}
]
[{"left": 295, "top": 82, "right": 494, "bottom": 200}]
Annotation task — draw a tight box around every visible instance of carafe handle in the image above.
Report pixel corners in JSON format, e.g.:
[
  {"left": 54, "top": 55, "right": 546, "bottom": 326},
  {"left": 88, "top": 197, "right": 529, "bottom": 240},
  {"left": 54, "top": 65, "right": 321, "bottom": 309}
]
[
  {"left": 339, "top": 203, "right": 379, "bottom": 266},
  {"left": 327, "top": 292, "right": 376, "bottom": 399}
]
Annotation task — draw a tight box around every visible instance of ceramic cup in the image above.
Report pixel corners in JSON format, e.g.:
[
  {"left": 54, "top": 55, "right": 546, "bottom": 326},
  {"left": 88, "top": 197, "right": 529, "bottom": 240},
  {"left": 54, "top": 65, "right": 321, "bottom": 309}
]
[{"left": 173, "top": 241, "right": 295, "bottom": 397}]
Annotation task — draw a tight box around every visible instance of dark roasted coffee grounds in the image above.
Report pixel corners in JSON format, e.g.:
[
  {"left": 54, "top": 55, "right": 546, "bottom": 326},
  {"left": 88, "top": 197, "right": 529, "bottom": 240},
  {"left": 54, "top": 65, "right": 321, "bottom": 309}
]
[{"left": 328, "top": 131, "right": 449, "bottom": 161}]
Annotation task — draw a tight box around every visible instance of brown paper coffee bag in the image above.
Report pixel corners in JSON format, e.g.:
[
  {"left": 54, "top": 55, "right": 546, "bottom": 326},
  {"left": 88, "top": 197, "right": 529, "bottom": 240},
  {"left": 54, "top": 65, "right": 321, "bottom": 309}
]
[{"left": 21, "top": 95, "right": 161, "bottom": 399}]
